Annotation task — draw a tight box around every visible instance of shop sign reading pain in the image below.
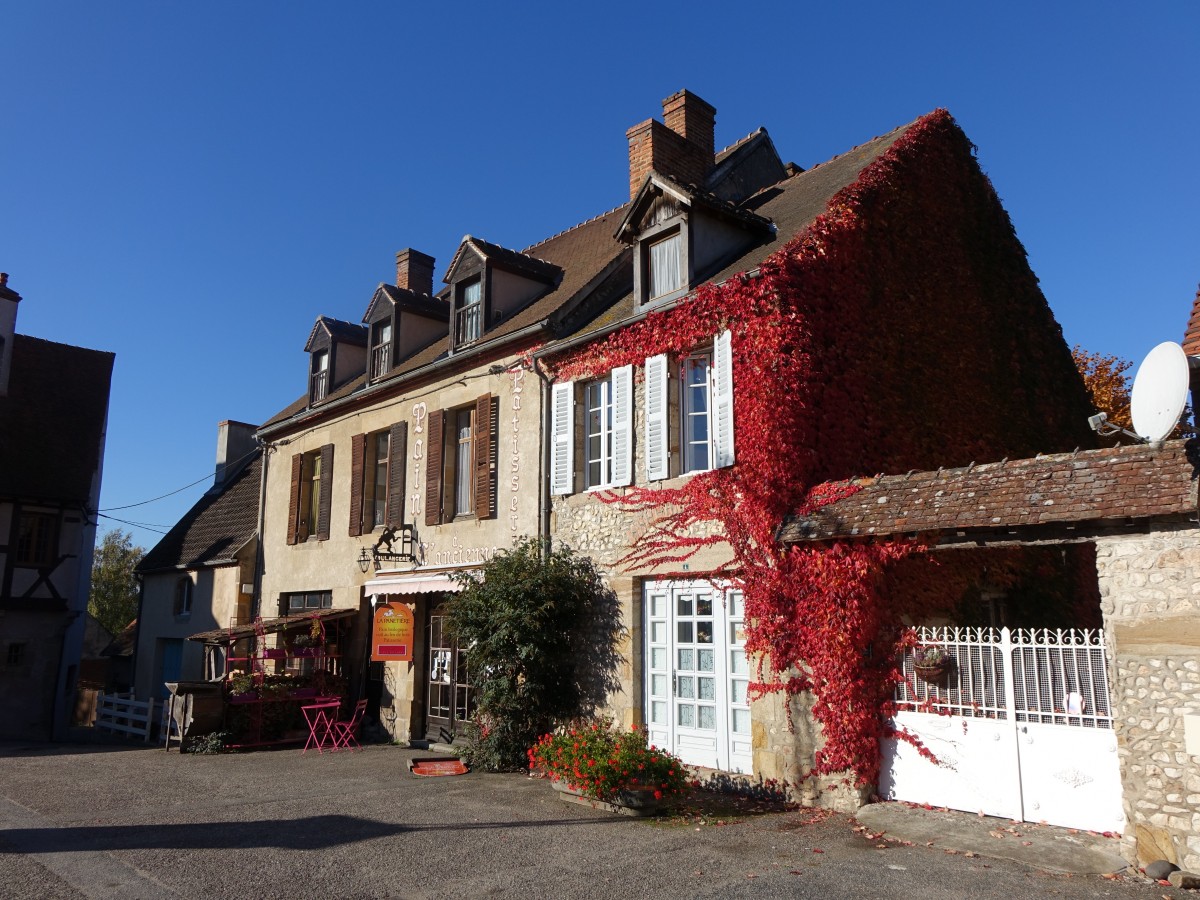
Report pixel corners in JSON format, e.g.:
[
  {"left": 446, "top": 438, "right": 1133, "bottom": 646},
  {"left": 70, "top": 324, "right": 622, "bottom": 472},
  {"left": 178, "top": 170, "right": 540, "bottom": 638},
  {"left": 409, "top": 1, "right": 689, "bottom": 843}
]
[{"left": 372, "top": 601, "right": 415, "bottom": 661}]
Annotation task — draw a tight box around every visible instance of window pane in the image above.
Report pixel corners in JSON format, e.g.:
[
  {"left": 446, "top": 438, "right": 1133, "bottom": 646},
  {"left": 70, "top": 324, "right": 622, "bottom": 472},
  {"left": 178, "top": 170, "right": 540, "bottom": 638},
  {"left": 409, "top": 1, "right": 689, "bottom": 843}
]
[
  {"left": 676, "top": 595, "right": 693, "bottom": 616},
  {"left": 677, "top": 622, "right": 693, "bottom": 644},
  {"left": 651, "top": 648, "right": 666, "bottom": 670},
  {"left": 678, "top": 704, "right": 695, "bottom": 727},
  {"left": 730, "top": 649, "right": 747, "bottom": 675},
  {"left": 677, "top": 649, "right": 694, "bottom": 671},
  {"left": 650, "top": 595, "right": 665, "bottom": 618},
  {"left": 731, "top": 680, "right": 747, "bottom": 703},
  {"left": 651, "top": 674, "right": 666, "bottom": 697},
  {"left": 649, "top": 233, "right": 682, "bottom": 299},
  {"left": 696, "top": 595, "right": 712, "bottom": 617},
  {"left": 455, "top": 408, "right": 473, "bottom": 516},
  {"left": 696, "top": 622, "right": 713, "bottom": 644},
  {"left": 698, "top": 706, "right": 716, "bottom": 730},
  {"left": 698, "top": 677, "right": 715, "bottom": 701},
  {"left": 732, "top": 709, "right": 750, "bottom": 734},
  {"left": 697, "top": 648, "right": 714, "bottom": 672},
  {"left": 677, "top": 676, "right": 694, "bottom": 699},
  {"left": 651, "top": 701, "right": 666, "bottom": 724},
  {"left": 651, "top": 622, "right": 665, "bottom": 644}
]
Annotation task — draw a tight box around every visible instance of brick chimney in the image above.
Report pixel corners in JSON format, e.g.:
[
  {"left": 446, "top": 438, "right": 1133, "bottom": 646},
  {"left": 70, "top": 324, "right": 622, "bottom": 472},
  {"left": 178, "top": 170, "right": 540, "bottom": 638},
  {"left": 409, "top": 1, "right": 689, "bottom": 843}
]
[
  {"left": 0, "top": 273, "right": 22, "bottom": 398},
  {"left": 627, "top": 90, "right": 717, "bottom": 199},
  {"left": 213, "top": 420, "right": 258, "bottom": 490},
  {"left": 396, "top": 249, "right": 435, "bottom": 296}
]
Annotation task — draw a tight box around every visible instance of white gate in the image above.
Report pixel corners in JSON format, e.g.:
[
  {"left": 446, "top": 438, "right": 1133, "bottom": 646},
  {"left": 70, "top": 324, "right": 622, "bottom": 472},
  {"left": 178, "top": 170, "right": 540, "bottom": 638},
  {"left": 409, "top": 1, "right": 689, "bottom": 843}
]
[{"left": 880, "top": 627, "right": 1125, "bottom": 833}]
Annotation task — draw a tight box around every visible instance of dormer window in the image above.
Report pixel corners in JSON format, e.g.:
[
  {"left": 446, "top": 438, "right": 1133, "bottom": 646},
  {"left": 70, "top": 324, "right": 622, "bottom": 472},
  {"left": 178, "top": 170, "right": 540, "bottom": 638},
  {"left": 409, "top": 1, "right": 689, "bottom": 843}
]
[
  {"left": 309, "top": 350, "right": 329, "bottom": 403},
  {"left": 370, "top": 319, "right": 393, "bottom": 380},
  {"left": 648, "top": 232, "right": 683, "bottom": 301},
  {"left": 454, "top": 278, "right": 482, "bottom": 348}
]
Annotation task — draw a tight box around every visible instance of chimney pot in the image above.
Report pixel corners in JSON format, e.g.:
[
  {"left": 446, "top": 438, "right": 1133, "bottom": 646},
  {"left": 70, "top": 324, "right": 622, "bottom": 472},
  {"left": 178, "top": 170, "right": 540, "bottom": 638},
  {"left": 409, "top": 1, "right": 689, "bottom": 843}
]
[{"left": 396, "top": 249, "right": 436, "bottom": 296}]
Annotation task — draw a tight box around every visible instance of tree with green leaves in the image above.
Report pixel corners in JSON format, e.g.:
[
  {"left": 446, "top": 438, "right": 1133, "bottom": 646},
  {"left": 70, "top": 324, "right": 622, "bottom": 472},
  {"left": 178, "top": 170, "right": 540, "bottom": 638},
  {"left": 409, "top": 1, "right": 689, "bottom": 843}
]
[
  {"left": 447, "top": 538, "right": 623, "bottom": 771},
  {"left": 88, "top": 528, "right": 145, "bottom": 636}
]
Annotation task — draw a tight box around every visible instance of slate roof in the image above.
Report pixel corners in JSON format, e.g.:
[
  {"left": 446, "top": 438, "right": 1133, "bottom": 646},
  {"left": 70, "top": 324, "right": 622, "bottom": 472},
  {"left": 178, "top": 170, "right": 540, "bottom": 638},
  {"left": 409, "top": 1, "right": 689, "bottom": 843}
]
[
  {"left": 137, "top": 452, "right": 262, "bottom": 573},
  {"left": 777, "top": 441, "right": 1200, "bottom": 545},
  {"left": 0, "top": 335, "right": 114, "bottom": 504}
]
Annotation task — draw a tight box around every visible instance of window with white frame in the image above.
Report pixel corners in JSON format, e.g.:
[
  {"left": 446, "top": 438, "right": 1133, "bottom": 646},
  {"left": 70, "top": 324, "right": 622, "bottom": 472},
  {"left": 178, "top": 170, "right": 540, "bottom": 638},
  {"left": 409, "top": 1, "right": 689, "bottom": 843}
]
[
  {"left": 681, "top": 352, "right": 712, "bottom": 473},
  {"left": 643, "top": 331, "right": 735, "bottom": 481},
  {"left": 584, "top": 378, "right": 613, "bottom": 488},
  {"left": 451, "top": 406, "right": 476, "bottom": 517},
  {"left": 550, "top": 365, "right": 632, "bottom": 494}
]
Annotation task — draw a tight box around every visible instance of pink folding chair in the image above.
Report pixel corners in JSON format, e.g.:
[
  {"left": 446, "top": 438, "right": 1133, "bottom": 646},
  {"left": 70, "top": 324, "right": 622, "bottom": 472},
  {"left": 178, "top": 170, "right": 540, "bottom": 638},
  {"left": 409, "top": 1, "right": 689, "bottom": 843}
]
[{"left": 330, "top": 699, "right": 368, "bottom": 751}]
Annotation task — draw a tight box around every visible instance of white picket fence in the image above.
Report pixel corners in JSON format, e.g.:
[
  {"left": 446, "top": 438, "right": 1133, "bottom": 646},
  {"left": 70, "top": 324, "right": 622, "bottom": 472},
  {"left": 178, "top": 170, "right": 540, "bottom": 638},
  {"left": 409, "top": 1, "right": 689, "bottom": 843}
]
[{"left": 95, "top": 692, "right": 158, "bottom": 742}]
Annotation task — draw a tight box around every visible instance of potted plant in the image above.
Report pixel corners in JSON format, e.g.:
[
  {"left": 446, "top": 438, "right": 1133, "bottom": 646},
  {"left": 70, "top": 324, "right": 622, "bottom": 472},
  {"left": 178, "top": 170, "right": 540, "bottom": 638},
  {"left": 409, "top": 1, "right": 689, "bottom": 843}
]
[
  {"left": 527, "top": 723, "right": 689, "bottom": 816},
  {"left": 913, "top": 646, "right": 954, "bottom": 685},
  {"left": 227, "top": 672, "right": 258, "bottom": 701}
]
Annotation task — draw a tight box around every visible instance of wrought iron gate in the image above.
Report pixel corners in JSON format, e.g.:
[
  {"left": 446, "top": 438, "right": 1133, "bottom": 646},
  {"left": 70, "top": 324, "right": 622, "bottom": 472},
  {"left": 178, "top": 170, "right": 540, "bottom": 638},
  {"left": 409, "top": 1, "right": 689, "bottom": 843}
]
[{"left": 880, "top": 627, "right": 1125, "bottom": 833}]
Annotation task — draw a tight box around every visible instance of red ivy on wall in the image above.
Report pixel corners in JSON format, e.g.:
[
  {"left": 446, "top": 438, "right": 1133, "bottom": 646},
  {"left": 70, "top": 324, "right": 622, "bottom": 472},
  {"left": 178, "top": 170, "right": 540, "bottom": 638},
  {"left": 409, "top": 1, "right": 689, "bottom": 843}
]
[{"left": 542, "top": 110, "right": 1095, "bottom": 787}]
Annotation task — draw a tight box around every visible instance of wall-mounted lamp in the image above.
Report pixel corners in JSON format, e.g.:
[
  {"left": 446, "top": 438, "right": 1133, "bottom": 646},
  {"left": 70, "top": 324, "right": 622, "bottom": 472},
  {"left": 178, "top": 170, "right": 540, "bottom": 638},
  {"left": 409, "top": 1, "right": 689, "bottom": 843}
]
[{"left": 357, "top": 548, "right": 373, "bottom": 574}]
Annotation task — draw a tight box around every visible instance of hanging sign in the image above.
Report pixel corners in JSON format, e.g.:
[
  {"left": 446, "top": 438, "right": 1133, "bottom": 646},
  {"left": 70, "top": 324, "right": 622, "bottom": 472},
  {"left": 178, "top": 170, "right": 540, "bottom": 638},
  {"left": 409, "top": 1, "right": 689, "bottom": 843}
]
[{"left": 372, "top": 601, "right": 414, "bottom": 662}]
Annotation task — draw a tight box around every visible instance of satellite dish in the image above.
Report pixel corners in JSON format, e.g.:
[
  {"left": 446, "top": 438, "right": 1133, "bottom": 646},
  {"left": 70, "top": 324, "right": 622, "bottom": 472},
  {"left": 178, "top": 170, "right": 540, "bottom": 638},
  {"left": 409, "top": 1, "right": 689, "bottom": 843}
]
[{"left": 1130, "top": 341, "right": 1191, "bottom": 441}]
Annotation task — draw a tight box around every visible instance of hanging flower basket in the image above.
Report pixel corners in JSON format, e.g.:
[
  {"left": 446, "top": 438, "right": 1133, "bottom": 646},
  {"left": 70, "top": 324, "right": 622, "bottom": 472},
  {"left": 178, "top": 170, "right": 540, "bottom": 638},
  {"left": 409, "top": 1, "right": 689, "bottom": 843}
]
[{"left": 913, "top": 647, "right": 954, "bottom": 686}]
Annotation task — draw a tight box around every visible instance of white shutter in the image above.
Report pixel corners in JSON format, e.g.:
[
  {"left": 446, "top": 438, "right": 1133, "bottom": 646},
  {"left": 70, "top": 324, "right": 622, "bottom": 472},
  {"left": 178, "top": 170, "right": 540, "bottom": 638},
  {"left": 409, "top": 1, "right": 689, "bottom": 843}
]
[
  {"left": 610, "top": 364, "right": 633, "bottom": 487},
  {"left": 712, "top": 330, "right": 735, "bottom": 468},
  {"left": 550, "top": 381, "right": 574, "bottom": 495},
  {"left": 645, "top": 354, "right": 669, "bottom": 480}
]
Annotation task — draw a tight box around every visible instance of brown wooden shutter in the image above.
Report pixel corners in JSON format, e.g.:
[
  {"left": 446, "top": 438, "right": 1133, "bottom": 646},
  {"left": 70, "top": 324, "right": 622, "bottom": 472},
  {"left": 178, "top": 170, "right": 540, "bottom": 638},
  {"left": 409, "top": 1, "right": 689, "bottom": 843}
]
[
  {"left": 316, "top": 443, "right": 334, "bottom": 541},
  {"left": 348, "top": 433, "right": 366, "bottom": 537},
  {"left": 425, "top": 410, "right": 444, "bottom": 527},
  {"left": 286, "top": 453, "right": 302, "bottom": 545},
  {"left": 386, "top": 422, "right": 408, "bottom": 527},
  {"left": 474, "top": 393, "right": 496, "bottom": 520}
]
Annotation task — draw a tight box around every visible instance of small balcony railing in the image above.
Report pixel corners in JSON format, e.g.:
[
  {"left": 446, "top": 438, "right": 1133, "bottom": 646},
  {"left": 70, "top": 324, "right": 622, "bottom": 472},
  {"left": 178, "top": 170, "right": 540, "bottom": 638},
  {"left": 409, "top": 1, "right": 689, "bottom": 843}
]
[
  {"left": 454, "top": 303, "right": 481, "bottom": 347},
  {"left": 370, "top": 342, "right": 392, "bottom": 379}
]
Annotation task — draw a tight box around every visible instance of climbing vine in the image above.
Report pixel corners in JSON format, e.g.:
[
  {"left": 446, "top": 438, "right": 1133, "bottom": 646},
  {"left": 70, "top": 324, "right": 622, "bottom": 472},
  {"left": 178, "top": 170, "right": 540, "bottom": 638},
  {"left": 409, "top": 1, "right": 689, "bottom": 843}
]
[{"left": 542, "top": 110, "right": 1096, "bottom": 787}]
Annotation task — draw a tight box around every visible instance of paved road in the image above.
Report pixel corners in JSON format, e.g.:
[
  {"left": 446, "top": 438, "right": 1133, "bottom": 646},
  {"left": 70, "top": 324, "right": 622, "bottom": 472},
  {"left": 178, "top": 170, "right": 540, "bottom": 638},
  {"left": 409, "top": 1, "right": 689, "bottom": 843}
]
[{"left": 0, "top": 741, "right": 1179, "bottom": 899}]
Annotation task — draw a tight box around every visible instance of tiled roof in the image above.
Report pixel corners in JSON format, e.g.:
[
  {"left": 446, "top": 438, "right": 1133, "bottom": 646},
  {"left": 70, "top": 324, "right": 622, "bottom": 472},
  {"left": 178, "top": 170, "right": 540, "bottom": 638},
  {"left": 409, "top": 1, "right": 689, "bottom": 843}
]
[
  {"left": 137, "top": 453, "right": 262, "bottom": 573},
  {"left": 444, "top": 236, "right": 562, "bottom": 285},
  {"left": 0, "top": 335, "right": 114, "bottom": 504},
  {"left": 259, "top": 115, "right": 916, "bottom": 435},
  {"left": 778, "top": 440, "right": 1199, "bottom": 544},
  {"left": 555, "top": 120, "right": 915, "bottom": 345},
  {"left": 376, "top": 284, "right": 450, "bottom": 320},
  {"left": 304, "top": 316, "right": 368, "bottom": 352},
  {"left": 260, "top": 206, "right": 630, "bottom": 433}
]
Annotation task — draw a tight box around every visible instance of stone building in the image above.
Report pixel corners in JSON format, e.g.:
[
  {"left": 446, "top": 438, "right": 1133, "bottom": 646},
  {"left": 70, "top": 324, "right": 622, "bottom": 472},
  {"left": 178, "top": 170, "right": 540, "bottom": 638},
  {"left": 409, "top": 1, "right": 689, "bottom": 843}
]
[{"left": 779, "top": 437, "right": 1200, "bottom": 868}]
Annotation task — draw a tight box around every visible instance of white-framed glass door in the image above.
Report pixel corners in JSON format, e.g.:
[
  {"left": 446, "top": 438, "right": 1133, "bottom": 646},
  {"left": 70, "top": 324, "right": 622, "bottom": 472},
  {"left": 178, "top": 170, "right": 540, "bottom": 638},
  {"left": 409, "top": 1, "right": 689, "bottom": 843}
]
[{"left": 644, "top": 580, "right": 751, "bottom": 773}]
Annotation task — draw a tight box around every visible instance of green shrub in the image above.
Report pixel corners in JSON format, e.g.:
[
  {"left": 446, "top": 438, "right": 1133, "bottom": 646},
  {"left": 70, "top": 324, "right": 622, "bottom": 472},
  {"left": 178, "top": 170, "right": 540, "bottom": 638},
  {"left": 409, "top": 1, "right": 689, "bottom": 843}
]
[{"left": 447, "top": 538, "right": 623, "bottom": 771}]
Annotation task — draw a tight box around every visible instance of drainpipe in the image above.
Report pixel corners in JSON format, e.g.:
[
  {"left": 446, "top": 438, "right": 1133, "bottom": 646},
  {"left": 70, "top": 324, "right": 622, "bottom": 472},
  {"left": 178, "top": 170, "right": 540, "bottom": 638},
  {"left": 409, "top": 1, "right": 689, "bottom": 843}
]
[{"left": 250, "top": 440, "right": 272, "bottom": 621}]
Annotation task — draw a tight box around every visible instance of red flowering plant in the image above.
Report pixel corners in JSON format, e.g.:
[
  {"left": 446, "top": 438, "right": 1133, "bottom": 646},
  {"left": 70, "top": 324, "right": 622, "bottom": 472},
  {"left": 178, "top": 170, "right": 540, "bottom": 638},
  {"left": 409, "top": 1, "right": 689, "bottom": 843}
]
[{"left": 527, "top": 722, "right": 688, "bottom": 804}]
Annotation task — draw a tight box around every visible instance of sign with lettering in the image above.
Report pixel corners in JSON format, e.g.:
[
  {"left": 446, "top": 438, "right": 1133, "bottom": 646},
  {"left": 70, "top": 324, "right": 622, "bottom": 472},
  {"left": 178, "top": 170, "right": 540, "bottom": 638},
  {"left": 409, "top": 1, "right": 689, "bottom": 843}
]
[{"left": 372, "top": 601, "right": 415, "bottom": 662}]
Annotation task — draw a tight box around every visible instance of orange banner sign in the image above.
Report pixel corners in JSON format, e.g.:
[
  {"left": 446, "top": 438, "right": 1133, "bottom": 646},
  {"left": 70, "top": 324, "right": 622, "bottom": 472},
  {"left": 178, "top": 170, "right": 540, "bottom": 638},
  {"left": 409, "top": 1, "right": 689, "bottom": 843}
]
[{"left": 372, "top": 601, "right": 414, "bottom": 662}]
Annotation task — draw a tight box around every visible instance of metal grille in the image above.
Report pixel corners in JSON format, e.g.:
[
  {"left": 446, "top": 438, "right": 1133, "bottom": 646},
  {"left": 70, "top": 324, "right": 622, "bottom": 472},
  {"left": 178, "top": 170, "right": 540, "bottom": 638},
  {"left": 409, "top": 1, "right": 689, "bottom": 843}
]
[{"left": 895, "top": 626, "right": 1112, "bottom": 730}]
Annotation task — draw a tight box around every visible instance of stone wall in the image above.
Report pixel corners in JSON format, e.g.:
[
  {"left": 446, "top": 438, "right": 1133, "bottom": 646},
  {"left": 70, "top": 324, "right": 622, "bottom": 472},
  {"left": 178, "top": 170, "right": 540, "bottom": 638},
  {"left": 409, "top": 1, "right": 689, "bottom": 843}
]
[{"left": 1096, "top": 526, "right": 1200, "bottom": 870}]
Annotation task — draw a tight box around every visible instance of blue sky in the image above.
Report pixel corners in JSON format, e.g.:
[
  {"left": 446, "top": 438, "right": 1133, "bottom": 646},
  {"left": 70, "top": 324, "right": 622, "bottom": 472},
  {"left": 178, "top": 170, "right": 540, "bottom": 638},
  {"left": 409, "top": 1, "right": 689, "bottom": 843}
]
[{"left": 3, "top": 2, "right": 1197, "bottom": 552}]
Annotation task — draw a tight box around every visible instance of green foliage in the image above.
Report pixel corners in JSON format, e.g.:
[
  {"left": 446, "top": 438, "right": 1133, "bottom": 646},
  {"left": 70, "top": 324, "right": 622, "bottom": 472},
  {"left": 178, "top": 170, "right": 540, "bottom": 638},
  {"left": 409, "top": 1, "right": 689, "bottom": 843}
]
[
  {"left": 447, "top": 538, "right": 623, "bottom": 771},
  {"left": 88, "top": 528, "right": 145, "bottom": 636},
  {"left": 188, "top": 731, "right": 230, "bottom": 755},
  {"left": 528, "top": 722, "right": 689, "bottom": 801}
]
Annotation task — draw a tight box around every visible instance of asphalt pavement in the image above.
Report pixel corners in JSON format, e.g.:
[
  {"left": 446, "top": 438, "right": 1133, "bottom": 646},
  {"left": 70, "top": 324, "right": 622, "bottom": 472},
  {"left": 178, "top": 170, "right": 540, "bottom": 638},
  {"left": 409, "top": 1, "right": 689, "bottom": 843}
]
[{"left": 0, "top": 739, "right": 1182, "bottom": 899}]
